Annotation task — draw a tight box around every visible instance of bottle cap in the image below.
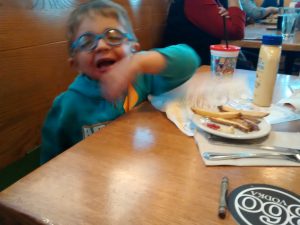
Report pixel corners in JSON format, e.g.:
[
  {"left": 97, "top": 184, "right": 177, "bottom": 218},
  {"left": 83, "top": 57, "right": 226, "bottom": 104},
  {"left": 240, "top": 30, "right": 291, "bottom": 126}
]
[{"left": 262, "top": 35, "right": 282, "bottom": 45}]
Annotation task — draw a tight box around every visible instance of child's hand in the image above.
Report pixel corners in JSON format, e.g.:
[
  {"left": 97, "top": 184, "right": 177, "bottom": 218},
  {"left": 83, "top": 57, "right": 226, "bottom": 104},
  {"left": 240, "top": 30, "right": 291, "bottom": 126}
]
[
  {"left": 99, "top": 51, "right": 166, "bottom": 102},
  {"left": 218, "top": 7, "right": 230, "bottom": 18},
  {"left": 99, "top": 55, "right": 140, "bottom": 101}
]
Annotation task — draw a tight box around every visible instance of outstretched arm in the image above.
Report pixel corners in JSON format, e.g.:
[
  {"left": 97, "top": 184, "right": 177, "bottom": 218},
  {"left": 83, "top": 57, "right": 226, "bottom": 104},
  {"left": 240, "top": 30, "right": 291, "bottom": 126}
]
[
  {"left": 240, "top": 0, "right": 278, "bottom": 20},
  {"left": 99, "top": 44, "right": 200, "bottom": 101}
]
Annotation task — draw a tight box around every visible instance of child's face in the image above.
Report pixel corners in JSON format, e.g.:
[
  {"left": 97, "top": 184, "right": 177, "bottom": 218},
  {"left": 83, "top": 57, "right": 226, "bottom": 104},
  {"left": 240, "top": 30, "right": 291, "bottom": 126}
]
[{"left": 69, "top": 15, "right": 136, "bottom": 80}]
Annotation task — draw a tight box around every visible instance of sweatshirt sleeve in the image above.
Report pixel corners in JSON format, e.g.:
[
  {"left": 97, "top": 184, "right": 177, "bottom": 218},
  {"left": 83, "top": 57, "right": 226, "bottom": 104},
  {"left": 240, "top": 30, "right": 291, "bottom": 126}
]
[
  {"left": 184, "top": 0, "right": 245, "bottom": 40},
  {"left": 40, "top": 95, "right": 79, "bottom": 164},
  {"left": 41, "top": 102, "right": 64, "bottom": 164},
  {"left": 240, "top": 0, "right": 268, "bottom": 20},
  {"left": 145, "top": 44, "right": 200, "bottom": 95}
]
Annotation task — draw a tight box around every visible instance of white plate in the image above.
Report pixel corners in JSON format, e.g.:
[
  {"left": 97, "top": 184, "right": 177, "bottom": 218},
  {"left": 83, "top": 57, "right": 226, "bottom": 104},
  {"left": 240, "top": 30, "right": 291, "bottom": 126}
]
[{"left": 192, "top": 114, "right": 271, "bottom": 140}]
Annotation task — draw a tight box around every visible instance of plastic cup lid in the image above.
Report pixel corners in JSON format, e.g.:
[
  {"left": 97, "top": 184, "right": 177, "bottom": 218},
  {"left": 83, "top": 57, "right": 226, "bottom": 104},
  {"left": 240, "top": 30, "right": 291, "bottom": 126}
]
[{"left": 210, "top": 44, "right": 240, "bottom": 52}]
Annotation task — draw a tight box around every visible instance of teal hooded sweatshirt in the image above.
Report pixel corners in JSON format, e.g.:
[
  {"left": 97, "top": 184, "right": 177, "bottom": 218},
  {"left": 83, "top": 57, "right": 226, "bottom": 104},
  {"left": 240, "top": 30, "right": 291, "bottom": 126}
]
[{"left": 41, "top": 44, "right": 200, "bottom": 164}]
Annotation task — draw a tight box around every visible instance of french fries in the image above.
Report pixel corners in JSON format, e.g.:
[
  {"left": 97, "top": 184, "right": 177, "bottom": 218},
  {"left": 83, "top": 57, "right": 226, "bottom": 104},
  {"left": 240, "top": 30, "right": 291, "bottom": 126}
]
[
  {"left": 192, "top": 105, "right": 269, "bottom": 133},
  {"left": 191, "top": 107, "right": 240, "bottom": 119},
  {"left": 209, "top": 117, "right": 250, "bottom": 133},
  {"left": 218, "top": 105, "right": 269, "bottom": 118}
]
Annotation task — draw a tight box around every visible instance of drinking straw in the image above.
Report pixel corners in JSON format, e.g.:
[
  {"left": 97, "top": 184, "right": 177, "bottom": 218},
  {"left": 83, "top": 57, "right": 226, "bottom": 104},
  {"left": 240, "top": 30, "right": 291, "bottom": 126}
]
[
  {"left": 215, "top": 0, "right": 228, "bottom": 48},
  {"left": 223, "top": 17, "right": 229, "bottom": 49}
]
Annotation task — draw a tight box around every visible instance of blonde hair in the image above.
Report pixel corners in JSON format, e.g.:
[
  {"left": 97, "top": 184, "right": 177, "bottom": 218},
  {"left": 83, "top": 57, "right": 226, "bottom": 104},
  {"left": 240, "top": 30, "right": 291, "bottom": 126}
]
[{"left": 67, "top": 0, "right": 136, "bottom": 53}]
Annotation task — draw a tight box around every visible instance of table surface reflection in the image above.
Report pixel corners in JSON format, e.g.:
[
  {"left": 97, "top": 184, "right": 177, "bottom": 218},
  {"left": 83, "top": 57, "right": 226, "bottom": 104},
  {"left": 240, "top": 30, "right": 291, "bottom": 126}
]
[{"left": 0, "top": 66, "right": 299, "bottom": 225}]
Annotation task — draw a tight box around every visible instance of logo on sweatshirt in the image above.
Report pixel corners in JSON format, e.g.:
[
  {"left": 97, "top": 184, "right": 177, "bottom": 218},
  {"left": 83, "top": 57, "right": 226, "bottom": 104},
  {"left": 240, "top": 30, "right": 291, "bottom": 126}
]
[{"left": 82, "top": 122, "right": 110, "bottom": 138}]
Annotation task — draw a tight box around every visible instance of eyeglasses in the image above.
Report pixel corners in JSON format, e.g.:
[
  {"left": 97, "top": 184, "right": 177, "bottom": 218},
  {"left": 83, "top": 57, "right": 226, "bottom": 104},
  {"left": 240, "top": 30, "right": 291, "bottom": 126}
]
[{"left": 71, "top": 28, "right": 134, "bottom": 53}]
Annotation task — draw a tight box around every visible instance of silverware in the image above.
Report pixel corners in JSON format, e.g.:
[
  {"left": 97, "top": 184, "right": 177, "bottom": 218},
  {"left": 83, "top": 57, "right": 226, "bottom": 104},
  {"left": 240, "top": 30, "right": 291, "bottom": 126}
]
[
  {"left": 203, "top": 152, "right": 300, "bottom": 163},
  {"left": 206, "top": 134, "right": 300, "bottom": 154}
]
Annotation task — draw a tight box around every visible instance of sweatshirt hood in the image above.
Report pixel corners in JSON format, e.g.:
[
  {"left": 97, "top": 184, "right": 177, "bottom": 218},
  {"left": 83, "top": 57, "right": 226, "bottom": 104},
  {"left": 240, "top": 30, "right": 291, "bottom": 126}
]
[{"left": 68, "top": 74, "right": 104, "bottom": 99}]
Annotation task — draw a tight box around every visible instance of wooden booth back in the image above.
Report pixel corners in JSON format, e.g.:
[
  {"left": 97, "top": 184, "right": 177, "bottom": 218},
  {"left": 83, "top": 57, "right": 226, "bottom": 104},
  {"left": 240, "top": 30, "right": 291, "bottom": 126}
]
[{"left": 0, "top": 0, "right": 171, "bottom": 169}]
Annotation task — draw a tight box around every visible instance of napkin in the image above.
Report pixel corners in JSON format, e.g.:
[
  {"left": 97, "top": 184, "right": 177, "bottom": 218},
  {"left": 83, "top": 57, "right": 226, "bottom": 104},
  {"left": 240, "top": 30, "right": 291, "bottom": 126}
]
[
  {"left": 194, "top": 131, "right": 300, "bottom": 166},
  {"left": 277, "top": 92, "right": 300, "bottom": 114},
  {"left": 265, "top": 104, "right": 300, "bottom": 124},
  {"left": 165, "top": 101, "right": 195, "bottom": 136},
  {"left": 148, "top": 81, "right": 196, "bottom": 136},
  {"left": 262, "top": 91, "right": 300, "bottom": 124}
]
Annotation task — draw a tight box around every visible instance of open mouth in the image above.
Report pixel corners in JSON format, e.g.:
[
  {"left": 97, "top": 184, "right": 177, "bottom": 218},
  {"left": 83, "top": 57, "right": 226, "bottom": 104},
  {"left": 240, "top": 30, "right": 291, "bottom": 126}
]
[{"left": 95, "top": 59, "right": 116, "bottom": 71}]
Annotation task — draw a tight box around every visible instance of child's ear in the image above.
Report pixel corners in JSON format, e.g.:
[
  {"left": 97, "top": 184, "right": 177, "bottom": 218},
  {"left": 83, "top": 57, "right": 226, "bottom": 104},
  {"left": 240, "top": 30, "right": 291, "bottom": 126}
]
[
  {"left": 68, "top": 57, "right": 78, "bottom": 70},
  {"left": 131, "top": 42, "right": 141, "bottom": 53}
]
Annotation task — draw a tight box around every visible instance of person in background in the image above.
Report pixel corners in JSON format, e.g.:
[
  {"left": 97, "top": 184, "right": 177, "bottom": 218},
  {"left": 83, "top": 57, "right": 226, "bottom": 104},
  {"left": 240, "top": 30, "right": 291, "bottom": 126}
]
[
  {"left": 240, "top": 0, "right": 278, "bottom": 23},
  {"left": 239, "top": 0, "right": 279, "bottom": 70},
  {"left": 40, "top": 0, "right": 200, "bottom": 164},
  {"left": 161, "top": 0, "right": 245, "bottom": 65}
]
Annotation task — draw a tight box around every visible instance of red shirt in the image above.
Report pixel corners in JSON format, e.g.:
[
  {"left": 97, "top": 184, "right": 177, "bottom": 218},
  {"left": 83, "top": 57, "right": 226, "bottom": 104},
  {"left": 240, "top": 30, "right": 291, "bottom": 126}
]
[{"left": 185, "top": 0, "right": 245, "bottom": 40}]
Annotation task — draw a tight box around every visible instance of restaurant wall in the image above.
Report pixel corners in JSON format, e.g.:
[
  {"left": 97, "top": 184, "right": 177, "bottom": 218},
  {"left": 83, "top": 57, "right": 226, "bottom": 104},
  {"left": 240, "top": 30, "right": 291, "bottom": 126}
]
[{"left": 0, "top": 0, "right": 171, "bottom": 173}]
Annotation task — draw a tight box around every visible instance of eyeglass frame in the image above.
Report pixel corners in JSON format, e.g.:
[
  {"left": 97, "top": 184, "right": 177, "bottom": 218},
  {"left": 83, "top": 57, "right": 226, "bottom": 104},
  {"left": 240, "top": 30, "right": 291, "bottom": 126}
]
[{"left": 71, "top": 28, "right": 135, "bottom": 53}]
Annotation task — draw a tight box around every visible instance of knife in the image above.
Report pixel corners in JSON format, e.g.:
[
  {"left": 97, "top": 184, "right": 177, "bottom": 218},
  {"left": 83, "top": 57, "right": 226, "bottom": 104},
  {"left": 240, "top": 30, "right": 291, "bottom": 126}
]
[
  {"left": 203, "top": 152, "right": 300, "bottom": 163},
  {"left": 206, "top": 134, "right": 300, "bottom": 154}
]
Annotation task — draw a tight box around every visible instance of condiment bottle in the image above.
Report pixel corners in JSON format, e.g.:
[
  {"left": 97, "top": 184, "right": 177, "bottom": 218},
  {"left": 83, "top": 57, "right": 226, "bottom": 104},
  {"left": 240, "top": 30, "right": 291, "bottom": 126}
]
[{"left": 253, "top": 35, "right": 282, "bottom": 107}]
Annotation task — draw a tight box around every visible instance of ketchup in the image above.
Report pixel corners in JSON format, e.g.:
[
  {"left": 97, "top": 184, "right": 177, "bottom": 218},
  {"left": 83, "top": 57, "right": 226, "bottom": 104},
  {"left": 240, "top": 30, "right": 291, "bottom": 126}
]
[{"left": 206, "top": 123, "right": 220, "bottom": 130}]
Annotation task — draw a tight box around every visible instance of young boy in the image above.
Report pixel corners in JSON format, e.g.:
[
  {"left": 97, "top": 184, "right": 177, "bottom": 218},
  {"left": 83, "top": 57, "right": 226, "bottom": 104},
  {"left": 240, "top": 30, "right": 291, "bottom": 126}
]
[{"left": 41, "top": 0, "right": 200, "bottom": 164}]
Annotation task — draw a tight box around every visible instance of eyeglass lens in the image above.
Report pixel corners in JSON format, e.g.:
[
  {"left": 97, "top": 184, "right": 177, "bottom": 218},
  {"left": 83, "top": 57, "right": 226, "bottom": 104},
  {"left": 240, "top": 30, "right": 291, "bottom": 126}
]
[{"left": 75, "top": 29, "right": 127, "bottom": 52}]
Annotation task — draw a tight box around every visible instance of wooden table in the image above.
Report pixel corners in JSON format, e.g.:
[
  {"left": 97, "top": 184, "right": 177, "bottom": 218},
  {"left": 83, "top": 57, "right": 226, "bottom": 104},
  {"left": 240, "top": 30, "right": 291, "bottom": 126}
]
[
  {"left": 229, "top": 23, "right": 300, "bottom": 52},
  {"left": 0, "top": 66, "right": 299, "bottom": 225}
]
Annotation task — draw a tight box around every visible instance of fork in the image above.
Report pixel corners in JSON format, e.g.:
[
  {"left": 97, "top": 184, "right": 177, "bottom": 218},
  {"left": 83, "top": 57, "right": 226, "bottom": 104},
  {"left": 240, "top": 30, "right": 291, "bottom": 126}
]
[{"left": 203, "top": 152, "right": 300, "bottom": 163}]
